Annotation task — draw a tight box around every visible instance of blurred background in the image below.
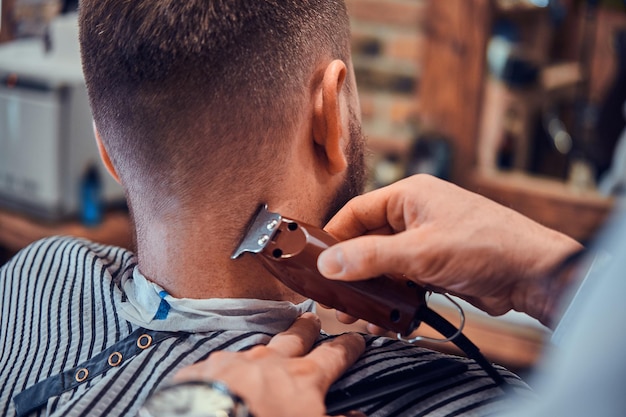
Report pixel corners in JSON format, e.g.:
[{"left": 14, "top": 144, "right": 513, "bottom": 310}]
[
  {"left": 347, "top": 0, "right": 625, "bottom": 248},
  {"left": 1, "top": 0, "right": 625, "bottom": 377}
]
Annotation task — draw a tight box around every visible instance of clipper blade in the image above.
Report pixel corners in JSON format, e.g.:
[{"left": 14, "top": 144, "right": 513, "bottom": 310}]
[{"left": 231, "top": 204, "right": 282, "bottom": 259}]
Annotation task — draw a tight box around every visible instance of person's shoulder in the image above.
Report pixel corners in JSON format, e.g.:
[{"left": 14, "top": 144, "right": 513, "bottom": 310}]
[
  {"left": 357, "top": 334, "right": 528, "bottom": 386},
  {"left": 1, "top": 235, "right": 136, "bottom": 282},
  {"left": 9, "top": 235, "right": 132, "bottom": 261},
  {"left": 327, "top": 334, "right": 531, "bottom": 416}
]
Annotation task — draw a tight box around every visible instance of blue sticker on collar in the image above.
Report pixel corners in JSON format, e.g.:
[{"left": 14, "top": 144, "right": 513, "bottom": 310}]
[{"left": 153, "top": 290, "right": 171, "bottom": 320}]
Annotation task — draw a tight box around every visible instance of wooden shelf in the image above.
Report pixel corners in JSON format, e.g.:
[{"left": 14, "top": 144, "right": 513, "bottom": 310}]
[
  {"left": 0, "top": 208, "right": 133, "bottom": 256},
  {"left": 470, "top": 170, "right": 613, "bottom": 242},
  {"left": 494, "top": 0, "right": 553, "bottom": 15}
]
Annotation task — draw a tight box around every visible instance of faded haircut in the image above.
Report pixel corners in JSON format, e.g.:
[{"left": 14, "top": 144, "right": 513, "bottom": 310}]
[{"left": 78, "top": 0, "right": 351, "bottom": 206}]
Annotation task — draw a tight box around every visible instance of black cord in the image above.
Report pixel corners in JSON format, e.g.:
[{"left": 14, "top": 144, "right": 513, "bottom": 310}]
[{"left": 418, "top": 305, "right": 507, "bottom": 387}]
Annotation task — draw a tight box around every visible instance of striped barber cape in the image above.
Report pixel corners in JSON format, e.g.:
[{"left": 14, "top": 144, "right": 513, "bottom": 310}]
[{"left": 0, "top": 236, "right": 531, "bottom": 417}]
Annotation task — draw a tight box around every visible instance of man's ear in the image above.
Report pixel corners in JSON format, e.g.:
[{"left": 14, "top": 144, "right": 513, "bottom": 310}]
[
  {"left": 312, "top": 59, "right": 348, "bottom": 175},
  {"left": 93, "top": 122, "right": 121, "bottom": 184}
]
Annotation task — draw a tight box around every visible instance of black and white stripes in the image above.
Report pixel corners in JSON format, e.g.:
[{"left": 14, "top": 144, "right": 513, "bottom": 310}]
[{"left": 1, "top": 237, "right": 529, "bottom": 417}]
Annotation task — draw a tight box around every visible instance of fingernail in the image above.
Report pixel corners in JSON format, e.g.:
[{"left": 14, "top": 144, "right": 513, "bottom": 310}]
[{"left": 318, "top": 248, "right": 345, "bottom": 278}]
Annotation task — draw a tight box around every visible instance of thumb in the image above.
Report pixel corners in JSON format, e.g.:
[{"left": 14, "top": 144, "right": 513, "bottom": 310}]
[{"left": 318, "top": 234, "right": 414, "bottom": 281}]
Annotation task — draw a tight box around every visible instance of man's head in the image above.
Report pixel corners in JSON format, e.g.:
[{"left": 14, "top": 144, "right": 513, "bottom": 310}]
[{"left": 79, "top": 0, "right": 365, "bottom": 237}]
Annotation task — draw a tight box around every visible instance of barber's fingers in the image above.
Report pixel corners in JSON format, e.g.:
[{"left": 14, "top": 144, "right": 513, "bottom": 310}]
[
  {"left": 174, "top": 313, "right": 323, "bottom": 381},
  {"left": 324, "top": 189, "right": 397, "bottom": 242},
  {"left": 264, "top": 312, "right": 322, "bottom": 357},
  {"left": 335, "top": 311, "right": 394, "bottom": 337},
  {"left": 335, "top": 311, "right": 359, "bottom": 324},
  {"left": 318, "top": 233, "right": 419, "bottom": 281},
  {"left": 307, "top": 333, "right": 365, "bottom": 391}
]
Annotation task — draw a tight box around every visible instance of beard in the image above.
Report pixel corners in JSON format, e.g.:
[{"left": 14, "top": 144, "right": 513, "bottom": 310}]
[{"left": 322, "top": 107, "right": 367, "bottom": 225}]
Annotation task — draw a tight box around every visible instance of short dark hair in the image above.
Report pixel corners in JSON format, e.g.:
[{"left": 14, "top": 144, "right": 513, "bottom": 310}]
[{"left": 79, "top": 0, "right": 350, "bottom": 207}]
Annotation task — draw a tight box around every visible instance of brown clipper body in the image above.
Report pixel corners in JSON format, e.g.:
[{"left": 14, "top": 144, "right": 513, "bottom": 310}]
[{"left": 232, "top": 205, "right": 426, "bottom": 336}]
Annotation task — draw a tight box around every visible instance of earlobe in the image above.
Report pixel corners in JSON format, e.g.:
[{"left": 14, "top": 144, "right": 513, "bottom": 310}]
[
  {"left": 93, "top": 122, "right": 121, "bottom": 184},
  {"left": 312, "top": 59, "right": 348, "bottom": 175}
]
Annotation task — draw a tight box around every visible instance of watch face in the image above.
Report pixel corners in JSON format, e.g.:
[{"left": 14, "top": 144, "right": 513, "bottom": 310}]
[{"left": 140, "top": 381, "right": 238, "bottom": 417}]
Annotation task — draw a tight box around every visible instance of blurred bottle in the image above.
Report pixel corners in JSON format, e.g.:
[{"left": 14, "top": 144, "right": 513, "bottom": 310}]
[
  {"left": 80, "top": 162, "right": 102, "bottom": 227},
  {"left": 479, "top": 19, "right": 540, "bottom": 172},
  {"left": 405, "top": 132, "right": 451, "bottom": 181}
]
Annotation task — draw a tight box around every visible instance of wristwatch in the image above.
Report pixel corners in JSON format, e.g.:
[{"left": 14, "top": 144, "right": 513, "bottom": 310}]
[{"left": 138, "top": 380, "right": 251, "bottom": 417}]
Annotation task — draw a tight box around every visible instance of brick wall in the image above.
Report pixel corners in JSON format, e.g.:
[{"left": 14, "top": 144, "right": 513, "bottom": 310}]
[{"left": 347, "top": 0, "right": 427, "bottom": 156}]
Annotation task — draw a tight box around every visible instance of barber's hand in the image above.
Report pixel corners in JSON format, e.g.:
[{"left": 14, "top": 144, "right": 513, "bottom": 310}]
[
  {"left": 319, "top": 174, "right": 583, "bottom": 328},
  {"left": 173, "top": 313, "right": 366, "bottom": 417}
]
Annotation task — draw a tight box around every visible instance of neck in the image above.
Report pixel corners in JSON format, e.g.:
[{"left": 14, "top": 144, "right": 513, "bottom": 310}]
[
  {"left": 129, "top": 131, "right": 335, "bottom": 303},
  {"left": 133, "top": 203, "right": 308, "bottom": 303}
]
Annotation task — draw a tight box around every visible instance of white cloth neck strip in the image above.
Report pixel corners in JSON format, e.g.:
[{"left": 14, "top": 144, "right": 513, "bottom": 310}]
[{"left": 118, "top": 267, "right": 315, "bottom": 333}]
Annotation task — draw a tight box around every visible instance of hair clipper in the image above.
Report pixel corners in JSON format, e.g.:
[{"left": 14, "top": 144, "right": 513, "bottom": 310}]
[
  {"left": 232, "top": 206, "right": 506, "bottom": 386},
  {"left": 231, "top": 204, "right": 428, "bottom": 336}
]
